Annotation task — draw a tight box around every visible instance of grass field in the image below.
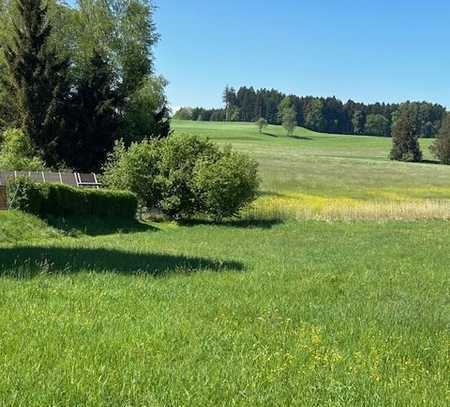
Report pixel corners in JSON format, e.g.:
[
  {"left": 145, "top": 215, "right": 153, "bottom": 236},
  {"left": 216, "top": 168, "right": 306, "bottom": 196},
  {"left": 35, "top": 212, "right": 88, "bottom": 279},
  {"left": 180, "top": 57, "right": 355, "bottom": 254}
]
[
  {"left": 173, "top": 120, "right": 450, "bottom": 220},
  {"left": 0, "top": 122, "right": 449, "bottom": 405}
]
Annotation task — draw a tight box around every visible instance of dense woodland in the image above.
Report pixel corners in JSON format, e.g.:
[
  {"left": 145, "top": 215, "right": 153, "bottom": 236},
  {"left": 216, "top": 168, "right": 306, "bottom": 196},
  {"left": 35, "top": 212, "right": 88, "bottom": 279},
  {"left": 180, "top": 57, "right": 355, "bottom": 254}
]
[
  {"left": 0, "top": 0, "right": 169, "bottom": 172},
  {"left": 175, "top": 86, "right": 447, "bottom": 138}
]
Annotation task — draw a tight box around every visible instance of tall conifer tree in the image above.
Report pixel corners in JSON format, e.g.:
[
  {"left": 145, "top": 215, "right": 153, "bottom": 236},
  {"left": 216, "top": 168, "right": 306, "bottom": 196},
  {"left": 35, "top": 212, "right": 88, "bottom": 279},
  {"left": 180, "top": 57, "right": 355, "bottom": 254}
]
[
  {"left": 431, "top": 113, "right": 450, "bottom": 164},
  {"left": 3, "top": 0, "right": 68, "bottom": 166},
  {"left": 390, "top": 103, "right": 422, "bottom": 162},
  {"left": 62, "top": 49, "right": 120, "bottom": 172}
]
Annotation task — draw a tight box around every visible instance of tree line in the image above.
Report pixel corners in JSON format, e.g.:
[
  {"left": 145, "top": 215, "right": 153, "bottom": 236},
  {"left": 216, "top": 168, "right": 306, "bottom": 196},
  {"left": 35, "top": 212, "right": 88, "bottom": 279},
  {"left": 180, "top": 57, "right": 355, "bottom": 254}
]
[
  {"left": 0, "top": 0, "right": 169, "bottom": 172},
  {"left": 174, "top": 86, "right": 447, "bottom": 138}
]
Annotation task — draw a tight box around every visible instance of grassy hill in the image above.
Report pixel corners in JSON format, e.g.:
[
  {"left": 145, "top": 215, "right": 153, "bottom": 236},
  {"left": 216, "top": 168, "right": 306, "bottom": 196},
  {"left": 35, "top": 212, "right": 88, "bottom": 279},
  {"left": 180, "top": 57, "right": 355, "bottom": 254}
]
[
  {"left": 0, "top": 122, "right": 448, "bottom": 405},
  {"left": 173, "top": 120, "right": 450, "bottom": 220}
]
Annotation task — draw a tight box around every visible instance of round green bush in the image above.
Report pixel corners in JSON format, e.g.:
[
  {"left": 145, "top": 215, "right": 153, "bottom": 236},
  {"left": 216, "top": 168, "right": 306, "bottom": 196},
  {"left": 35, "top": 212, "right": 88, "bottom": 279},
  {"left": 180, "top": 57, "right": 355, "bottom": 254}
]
[
  {"left": 156, "top": 134, "right": 221, "bottom": 219},
  {"left": 103, "top": 135, "right": 260, "bottom": 221},
  {"left": 194, "top": 148, "right": 260, "bottom": 221}
]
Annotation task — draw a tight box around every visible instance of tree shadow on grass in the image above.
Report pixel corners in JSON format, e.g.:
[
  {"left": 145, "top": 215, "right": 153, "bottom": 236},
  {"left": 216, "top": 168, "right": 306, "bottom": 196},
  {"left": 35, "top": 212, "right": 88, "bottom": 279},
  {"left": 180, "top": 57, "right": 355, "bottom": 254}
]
[
  {"left": 46, "top": 216, "right": 157, "bottom": 237},
  {"left": 262, "top": 132, "right": 313, "bottom": 141},
  {"left": 419, "top": 159, "right": 442, "bottom": 165},
  {"left": 0, "top": 246, "right": 244, "bottom": 278},
  {"left": 179, "top": 217, "right": 284, "bottom": 229},
  {"left": 262, "top": 132, "right": 278, "bottom": 138},
  {"left": 290, "top": 135, "right": 313, "bottom": 141}
]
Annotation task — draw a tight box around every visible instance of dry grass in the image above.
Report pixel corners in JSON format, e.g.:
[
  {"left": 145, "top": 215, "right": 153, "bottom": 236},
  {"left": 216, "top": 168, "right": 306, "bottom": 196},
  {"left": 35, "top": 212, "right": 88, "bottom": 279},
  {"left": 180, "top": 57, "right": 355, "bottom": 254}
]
[{"left": 247, "top": 193, "right": 450, "bottom": 221}]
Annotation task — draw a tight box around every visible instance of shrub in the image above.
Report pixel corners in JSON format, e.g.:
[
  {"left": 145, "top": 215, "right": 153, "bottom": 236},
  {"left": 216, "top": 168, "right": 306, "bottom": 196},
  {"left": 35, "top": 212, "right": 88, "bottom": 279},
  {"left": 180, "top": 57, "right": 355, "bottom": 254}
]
[
  {"left": 103, "top": 134, "right": 260, "bottom": 221},
  {"left": 6, "top": 176, "right": 45, "bottom": 214},
  {"left": 102, "top": 140, "right": 162, "bottom": 209},
  {"left": 156, "top": 134, "right": 221, "bottom": 219},
  {"left": 0, "top": 128, "right": 45, "bottom": 170},
  {"left": 194, "top": 147, "right": 260, "bottom": 221},
  {"left": 7, "top": 177, "right": 137, "bottom": 219}
]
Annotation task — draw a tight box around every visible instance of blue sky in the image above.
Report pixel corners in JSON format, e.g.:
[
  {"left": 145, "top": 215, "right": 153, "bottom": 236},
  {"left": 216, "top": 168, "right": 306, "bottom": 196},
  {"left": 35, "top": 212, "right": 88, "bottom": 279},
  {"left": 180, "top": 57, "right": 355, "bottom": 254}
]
[{"left": 154, "top": 0, "right": 450, "bottom": 110}]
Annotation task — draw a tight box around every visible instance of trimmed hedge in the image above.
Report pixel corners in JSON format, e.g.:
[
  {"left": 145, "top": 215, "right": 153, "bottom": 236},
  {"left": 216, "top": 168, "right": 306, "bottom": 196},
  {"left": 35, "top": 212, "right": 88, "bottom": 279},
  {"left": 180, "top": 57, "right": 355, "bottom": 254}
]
[{"left": 7, "top": 177, "right": 137, "bottom": 219}]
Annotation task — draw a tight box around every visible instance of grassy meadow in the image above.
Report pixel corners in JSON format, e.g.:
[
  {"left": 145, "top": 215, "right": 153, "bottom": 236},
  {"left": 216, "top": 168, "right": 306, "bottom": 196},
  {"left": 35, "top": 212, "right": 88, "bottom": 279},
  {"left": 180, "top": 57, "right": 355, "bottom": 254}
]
[
  {"left": 0, "top": 121, "right": 449, "bottom": 405},
  {"left": 173, "top": 120, "right": 450, "bottom": 220}
]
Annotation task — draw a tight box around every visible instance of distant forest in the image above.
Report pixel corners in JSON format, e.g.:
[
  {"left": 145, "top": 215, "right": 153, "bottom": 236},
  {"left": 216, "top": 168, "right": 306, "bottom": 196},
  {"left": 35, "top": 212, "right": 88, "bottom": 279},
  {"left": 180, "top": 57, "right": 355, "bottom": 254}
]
[{"left": 174, "top": 86, "right": 447, "bottom": 138}]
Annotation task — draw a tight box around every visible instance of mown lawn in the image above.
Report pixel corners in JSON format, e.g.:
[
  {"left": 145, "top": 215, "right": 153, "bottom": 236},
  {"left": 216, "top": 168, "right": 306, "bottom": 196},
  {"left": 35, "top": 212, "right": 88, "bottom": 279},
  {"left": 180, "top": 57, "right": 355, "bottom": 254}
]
[{"left": 0, "top": 122, "right": 449, "bottom": 405}]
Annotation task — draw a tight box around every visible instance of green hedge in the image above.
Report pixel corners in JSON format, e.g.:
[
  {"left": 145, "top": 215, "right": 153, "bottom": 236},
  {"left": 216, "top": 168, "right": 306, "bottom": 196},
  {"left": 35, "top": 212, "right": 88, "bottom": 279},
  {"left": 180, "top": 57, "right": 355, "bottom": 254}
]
[{"left": 7, "top": 177, "right": 137, "bottom": 219}]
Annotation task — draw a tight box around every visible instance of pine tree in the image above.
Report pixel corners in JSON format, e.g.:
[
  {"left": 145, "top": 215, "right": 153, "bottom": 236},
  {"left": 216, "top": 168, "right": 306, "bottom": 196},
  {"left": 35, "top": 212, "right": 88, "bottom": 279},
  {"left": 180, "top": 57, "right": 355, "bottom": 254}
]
[
  {"left": 3, "top": 0, "right": 69, "bottom": 166},
  {"left": 352, "top": 110, "right": 366, "bottom": 134},
  {"left": 62, "top": 49, "right": 121, "bottom": 172},
  {"left": 430, "top": 113, "right": 450, "bottom": 164},
  {"left": 223, "top": 86, "right": 237, "bottom": 121},
  {"left": 390, "top": 103, "right": 422, "bottom": 162}
]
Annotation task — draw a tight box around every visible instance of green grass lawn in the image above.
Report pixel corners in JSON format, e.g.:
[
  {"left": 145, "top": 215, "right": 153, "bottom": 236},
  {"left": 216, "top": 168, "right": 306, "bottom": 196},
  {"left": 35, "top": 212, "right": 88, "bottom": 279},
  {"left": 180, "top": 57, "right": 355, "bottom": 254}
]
[{"left": 0, "top": 122, "right": 449, "bottom": 405}]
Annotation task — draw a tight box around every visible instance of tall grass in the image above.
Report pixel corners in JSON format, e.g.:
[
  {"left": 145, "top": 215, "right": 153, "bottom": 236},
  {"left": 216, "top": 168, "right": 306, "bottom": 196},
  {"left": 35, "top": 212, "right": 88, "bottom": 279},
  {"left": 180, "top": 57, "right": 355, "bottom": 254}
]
[
  {"left": 0, "top": 213, "right": 448, "bottom": 405},
  {"left": 248, "top": 193, "right": 450, "bottom": 221}
]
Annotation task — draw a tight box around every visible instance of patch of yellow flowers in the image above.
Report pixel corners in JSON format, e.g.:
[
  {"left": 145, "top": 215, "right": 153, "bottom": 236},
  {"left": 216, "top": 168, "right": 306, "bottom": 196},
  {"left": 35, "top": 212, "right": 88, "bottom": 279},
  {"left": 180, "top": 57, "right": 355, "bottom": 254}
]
[{"left": 247, "top": 191, "right": 450, "bottom": 221}]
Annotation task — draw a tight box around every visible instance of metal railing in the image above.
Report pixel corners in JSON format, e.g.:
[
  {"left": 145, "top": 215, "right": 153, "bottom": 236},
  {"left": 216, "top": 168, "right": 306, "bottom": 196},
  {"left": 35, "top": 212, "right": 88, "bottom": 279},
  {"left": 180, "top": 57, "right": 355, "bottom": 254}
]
[{"left": 0, "top": 171, "right": 101, "bottom": 189}]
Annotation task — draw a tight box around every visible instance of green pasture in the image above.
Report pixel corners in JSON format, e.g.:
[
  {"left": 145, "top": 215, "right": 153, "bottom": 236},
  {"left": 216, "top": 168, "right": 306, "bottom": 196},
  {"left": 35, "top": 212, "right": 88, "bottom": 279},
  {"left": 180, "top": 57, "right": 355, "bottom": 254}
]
[
  {"left": 0, "top": 121, "right": 448, "bottom": 405},
  {"left": 173, "top": 120, "right": 449, "bottom": 201}
]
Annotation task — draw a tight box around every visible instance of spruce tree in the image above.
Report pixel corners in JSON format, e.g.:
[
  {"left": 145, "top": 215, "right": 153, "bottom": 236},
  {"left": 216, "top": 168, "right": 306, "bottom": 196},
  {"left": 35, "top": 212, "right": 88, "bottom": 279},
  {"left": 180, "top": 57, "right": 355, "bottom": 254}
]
[
  {"left": 3, "top": 0, "right": 69, "bottom": 166},
  {"left": 61, "top": 49, "right": 120, "bottom": 172},
  {"left": 430, "top": 113, "right": 450, "bottom": 164},
  {"left": 390, "top": 103, "right": 422, "bottom": 162}
]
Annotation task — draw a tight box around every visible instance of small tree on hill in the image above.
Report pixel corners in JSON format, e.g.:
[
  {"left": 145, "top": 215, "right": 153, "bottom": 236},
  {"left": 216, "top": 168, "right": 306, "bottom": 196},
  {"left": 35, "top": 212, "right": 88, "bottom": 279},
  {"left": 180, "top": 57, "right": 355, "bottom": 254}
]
[
  {"left": 282, "top": 107, "right": 297, "bottom": 136},
  {"left": 278, "top": 96, "right": 297, "bottom": 136},
  {"left": 430, "top": 113, "right": 450, "bottom": 164},
  {"left": 255, "top": 117, "right": 268, "bottom": 134},
  {"left": 390, "top": 103, "right": 422, "bottom": 162}
]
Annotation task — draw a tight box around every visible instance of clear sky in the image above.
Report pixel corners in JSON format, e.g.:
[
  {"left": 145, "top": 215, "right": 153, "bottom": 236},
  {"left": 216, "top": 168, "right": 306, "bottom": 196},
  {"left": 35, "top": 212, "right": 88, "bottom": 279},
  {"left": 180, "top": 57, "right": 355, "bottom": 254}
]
[{"left": 154, "top": 0, "right": 450, "bottom": 110}]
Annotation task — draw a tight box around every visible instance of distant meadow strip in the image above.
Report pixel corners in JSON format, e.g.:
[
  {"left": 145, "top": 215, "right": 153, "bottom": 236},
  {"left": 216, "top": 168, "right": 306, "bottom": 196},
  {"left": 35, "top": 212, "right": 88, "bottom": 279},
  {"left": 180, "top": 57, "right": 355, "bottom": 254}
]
[{"left": 247, "top": 193, "right": 450, "bottom": 222}]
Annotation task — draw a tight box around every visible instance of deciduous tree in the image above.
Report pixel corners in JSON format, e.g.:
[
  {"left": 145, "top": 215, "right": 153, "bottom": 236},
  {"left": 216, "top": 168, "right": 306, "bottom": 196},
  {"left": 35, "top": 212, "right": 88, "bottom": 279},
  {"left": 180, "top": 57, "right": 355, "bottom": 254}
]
[{"left": 255, "top": 118, "right": 268, "bottom": 135}]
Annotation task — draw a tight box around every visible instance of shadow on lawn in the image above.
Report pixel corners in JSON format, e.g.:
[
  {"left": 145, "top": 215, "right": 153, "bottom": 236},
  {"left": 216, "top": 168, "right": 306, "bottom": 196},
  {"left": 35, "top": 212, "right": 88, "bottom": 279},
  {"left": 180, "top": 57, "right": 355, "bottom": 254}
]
[
  {"left": 290, "top": 135, "right": 313, "bottom": 141},
  {"left": 46, "top": 216, "right": 156, "bottom": 237},
  {"left": 179, "top": 217, "right": 284, "bottom": 229},
  {"left": 262, "top": 132, "right": 313, "bottom": 141},
  {"left": 262, "top": 132, "right": 278, "bottom": 138},
  {"left": 420, "top": 159, "right": 442, "bottom": 165},
  {"left": 0, "top": 246, "right": 244, "bottom": 278}
]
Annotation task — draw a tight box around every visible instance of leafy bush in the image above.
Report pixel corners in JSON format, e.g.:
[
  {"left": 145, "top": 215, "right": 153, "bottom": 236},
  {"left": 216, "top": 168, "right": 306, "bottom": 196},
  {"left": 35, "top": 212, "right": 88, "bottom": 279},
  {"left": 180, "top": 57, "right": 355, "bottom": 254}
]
[
  {"left": 7, "top": 177, "right": 137, "bottom": 219},
  {"left": 103, "top": 134, "right": 260, "bottom": 221},
  {"left": 6, "top": 176, "right": 44, "bottom": 214},
  {"left": 193, "top": 147, "right": 260, "bottom": 221},
  {"left": 156, "top": 135, "right": 221, "bottom": 219},
  {"left": 102, "top": 140, "right": 161, "bottom": 209},
  {"left": 0, "top": 128, "right": 45, "bottom": 170}
]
